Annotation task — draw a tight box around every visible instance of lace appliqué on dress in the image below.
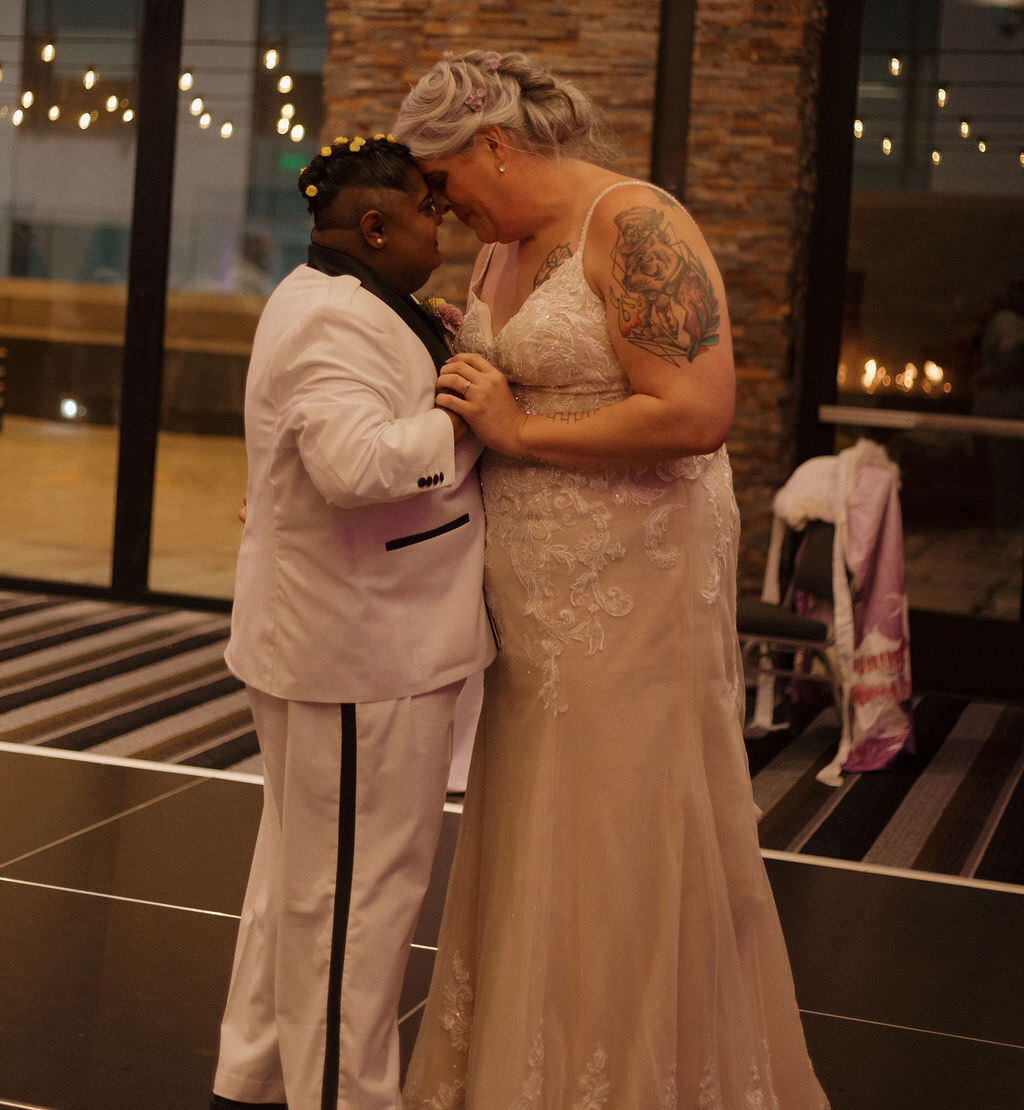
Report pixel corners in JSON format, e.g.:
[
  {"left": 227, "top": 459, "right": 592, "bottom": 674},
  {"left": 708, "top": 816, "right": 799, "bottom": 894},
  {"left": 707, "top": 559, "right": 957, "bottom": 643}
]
[
  {"left": 440, "top": 951, "right": 473, "bottom": 1054},
  {"left": 510, "top": 1029, "right": 545, "bottom": 1109}
]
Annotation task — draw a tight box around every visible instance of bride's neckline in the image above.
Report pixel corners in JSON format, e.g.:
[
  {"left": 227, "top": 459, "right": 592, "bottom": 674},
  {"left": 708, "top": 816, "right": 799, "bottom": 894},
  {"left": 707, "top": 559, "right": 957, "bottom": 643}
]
[
  {"left": 469, "top": 248, "right": 584, "bottom": 342},
  {"left": 470, "top": 179, "right": 641, "bottom": 340}
]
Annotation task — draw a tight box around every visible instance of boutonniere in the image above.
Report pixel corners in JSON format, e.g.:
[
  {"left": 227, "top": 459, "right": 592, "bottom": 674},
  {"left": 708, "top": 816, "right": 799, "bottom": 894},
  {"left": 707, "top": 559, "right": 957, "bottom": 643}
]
[{"left": 420, "top": 296, "right": 464, "bottom": 353}]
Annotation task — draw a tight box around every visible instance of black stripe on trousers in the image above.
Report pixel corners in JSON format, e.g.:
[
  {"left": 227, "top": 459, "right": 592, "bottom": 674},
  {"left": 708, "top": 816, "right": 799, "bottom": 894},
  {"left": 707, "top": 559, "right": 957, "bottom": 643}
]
[{"left": 322, "top": 703, "right": 358, "bottom": 1110}]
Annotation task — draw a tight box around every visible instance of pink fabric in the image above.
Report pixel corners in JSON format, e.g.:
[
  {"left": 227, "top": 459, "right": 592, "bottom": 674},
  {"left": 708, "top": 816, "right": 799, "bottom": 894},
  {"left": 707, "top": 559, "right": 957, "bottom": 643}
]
[{"left": 842, "top": 462, "right": 914, "bottom": 771}]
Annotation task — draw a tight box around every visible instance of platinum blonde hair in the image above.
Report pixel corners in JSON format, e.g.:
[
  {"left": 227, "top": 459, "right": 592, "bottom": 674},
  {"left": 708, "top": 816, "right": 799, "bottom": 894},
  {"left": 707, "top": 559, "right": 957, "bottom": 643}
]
[{"left": 393, "top": 49, "right": 617, "bottom": 164}]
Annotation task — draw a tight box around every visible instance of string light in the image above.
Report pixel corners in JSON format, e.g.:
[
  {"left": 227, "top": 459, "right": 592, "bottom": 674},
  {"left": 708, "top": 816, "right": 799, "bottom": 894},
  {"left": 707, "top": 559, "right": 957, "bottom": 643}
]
[
  {"left": 122, "top": 108, "right": 134, "bottom": 123},
  {"left": 264, "top": 49, "right": 279, "bottom": 69},
  {"left": 959, "top": 119, "right": 970, "bottom": 139},
  {"left": 276, "top": 117, "right": 289, "bottom": 134},
  {"left": 105, "top": 95, "right": 118, "bottom": 112},
  {"left": 290, "top": 123, "right": 305, "bottom": 142},
  {"left": 178, "top": 71, "right": 194, "bottom": 91},
  {"left": 977, "top": 139, "right": 987, "bottom": 154},
  {"left": 12, "top": 108, "right": 24, "bottom": 126},
  {"left": 41, "top": 43, "right": 55, "bottom": 63},
  {"left": 48, "top": 105, "right": 60, "bottom": 121},
  {"left": 189, "top": 96, "right": 204, "bottom": 116},
  {"left": 931, "top": 149, "right": 941, "bottom": 165},
  {"left": 78, "top": 111, "right": 92, "bottom": 129},
  {"left": 889, "top": 56, "right": 902, "bottom": 76},
  {"left": 83, "top": 68, "right": 96, "bottom": 90},
  {"left": 280, "top": 103, "right": 295, "bottom": 119},
  {"left": 936, "top": 87, "right": 947, "bottom": 108},
  {"left": 881, "top": 136, "right": 893, "bottom": 156},
  {"left": 853, "top": 119, "right": 864, "bottom": 139},
  {"left": 277, "top": 74, "right": 293, "bottom": 94},
  {"left": 220, "top": 121, "right": 233, "bottom": 138},
  {"left": 21, "top": 90, "right": 34, "bottom": 108}
]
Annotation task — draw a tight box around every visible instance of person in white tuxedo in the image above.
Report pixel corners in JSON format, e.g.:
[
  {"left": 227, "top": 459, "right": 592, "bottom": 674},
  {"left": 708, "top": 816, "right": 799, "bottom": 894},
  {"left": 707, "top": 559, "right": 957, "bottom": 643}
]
[{"left": 210, "top": 135, "right": 495, "bottom": 1110}]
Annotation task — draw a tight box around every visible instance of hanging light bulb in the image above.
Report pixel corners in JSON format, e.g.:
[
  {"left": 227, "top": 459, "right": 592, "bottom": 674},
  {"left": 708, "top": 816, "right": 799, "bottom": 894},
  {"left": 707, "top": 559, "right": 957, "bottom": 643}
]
[
  {"left": 122, "top": 107, "right": 134, "bottom": 123},
  {"left": 931, "top": 149, "right": 941, "bottom": 165},
  {"left": 105, "top": 94, "right": 118, "bottom": 112},
  {"left": 276, "top": 117, "right": 290, "bottom": 134},
  {"left": 48, "top": 105, "right": 60, "bottom": 121},
  {"left": 881, "top": 136, "right": 893, "bottom": 156},
  {"left": 1019, "top": 150, "right": 1024, "bottom": 167},
  {"left": 178, "top": 71, "right": 194, "bottom": 91},
  {"left": 12, "top": 108, "right": 24, "bottom": 126},
  {"left": 21, "top": 90, "right": 34, "bottom": 108},
  {"left": 280, "top": 102, "right": 295, "bottom": 119},
  {"left": 977, "top": 139, "right": 987, "bottom": 154},
  {"left": 220, "top": 121, "right": 233, "bottom": 138},
  {"left": 889, "top": 56, "right": 902, "bottom": 76},
  {"left": 83, "top": 68, "right": 97, "bottom": 90},
  {"left": 936, "top": 86, "right": 947, "bottom": 108},
  {"left": 277, "top": 74, "right": 293, "bottom": 94},
  {"left": 853, "top": 119, "right": 864, "bottom": 139},
  {"left": 78, "top": 111, "right": 92, "bottom": 129},
  {"left": 959, "top": 119, "right": 970, "bottom": 139},
  {"left": 190, "top": 96, "right": 204, "bottom": 116},
  {"left": 199, "top": 111, "right": 212, "bottom": 129},
  {"left": 41, "top": 42, "right": 56, "bottom": 63},
  {"left": 264, "top": 48, "right": 279, "bottom": 70},
  {"left": 290, "top": 123, "right": 305, "bottom": 143}
]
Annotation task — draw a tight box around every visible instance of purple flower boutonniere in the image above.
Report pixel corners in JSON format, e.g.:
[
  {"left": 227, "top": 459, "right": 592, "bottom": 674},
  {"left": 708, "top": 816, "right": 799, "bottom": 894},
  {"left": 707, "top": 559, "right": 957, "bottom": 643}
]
[{"left": 421, "top": 296, "right": 464, "bottom": 353}]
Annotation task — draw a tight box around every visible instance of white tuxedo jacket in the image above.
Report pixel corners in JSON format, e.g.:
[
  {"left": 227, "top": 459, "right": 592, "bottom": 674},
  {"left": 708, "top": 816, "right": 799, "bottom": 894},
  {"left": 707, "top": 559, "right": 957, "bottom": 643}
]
[{"left": 225, "top": 259, "right": 495, "bottom": 703}]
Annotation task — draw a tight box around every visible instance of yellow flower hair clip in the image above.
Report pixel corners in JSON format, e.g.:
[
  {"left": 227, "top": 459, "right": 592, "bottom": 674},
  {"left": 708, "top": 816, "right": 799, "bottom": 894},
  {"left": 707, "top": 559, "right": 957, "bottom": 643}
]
[
  {"left": 349, "top": 137, "right": 366, "bottom": 152},
  {"left": 320, "top": 145, "right": 332, "bottom": 157},
  {"left": 334, "top": 136, "right": 349, "bottom": 145},
  {"left": 304, "top": 184, "right": 318, "bottom": 197}
]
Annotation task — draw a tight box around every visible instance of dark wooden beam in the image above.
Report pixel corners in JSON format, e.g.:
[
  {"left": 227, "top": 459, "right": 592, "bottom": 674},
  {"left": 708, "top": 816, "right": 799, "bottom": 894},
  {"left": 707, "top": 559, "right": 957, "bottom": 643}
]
[{"left": 111, "top": 0, "right": 185, "bottom": 598}]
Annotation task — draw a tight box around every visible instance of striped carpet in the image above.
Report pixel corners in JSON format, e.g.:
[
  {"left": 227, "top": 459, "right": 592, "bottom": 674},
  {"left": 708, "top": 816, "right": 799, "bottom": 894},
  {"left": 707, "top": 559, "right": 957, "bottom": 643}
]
[{"left": 2, "top": 589, "right": 1022, "bottom": 886}]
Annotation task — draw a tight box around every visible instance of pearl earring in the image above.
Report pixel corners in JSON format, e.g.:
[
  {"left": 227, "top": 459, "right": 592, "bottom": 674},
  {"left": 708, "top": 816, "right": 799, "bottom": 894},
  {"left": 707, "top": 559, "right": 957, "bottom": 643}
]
[{"left": 498, "top": 163, "right": 506, "bottom": 174}]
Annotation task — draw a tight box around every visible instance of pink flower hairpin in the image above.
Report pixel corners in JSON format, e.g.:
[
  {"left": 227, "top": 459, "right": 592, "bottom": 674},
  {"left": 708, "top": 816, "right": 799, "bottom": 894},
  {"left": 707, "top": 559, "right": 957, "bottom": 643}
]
[
  {"left": 464, "top": 88, "right": 485, "bottom": 112},
  {"left": 483, "top": 53, "right": 500, "bottom": 71}
]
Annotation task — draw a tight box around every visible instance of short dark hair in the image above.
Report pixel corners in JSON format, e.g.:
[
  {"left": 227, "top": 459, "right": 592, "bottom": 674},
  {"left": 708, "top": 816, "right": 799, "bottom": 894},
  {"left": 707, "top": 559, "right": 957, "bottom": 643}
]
[{"left": 297, "top": 136, "right": 419, "bottom": 229}]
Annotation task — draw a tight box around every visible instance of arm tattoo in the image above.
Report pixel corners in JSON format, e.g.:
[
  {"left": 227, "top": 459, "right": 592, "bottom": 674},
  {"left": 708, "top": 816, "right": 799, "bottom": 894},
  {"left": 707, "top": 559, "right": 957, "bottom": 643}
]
[
  {"left": 609, "top": 204, "right": 720, "bottom": 365},
  {"left": 533, "top": 243, "right": 572, "bottom": 289},
  {"left": 543, "top": 409, "right": 597, "bottom": 425}
]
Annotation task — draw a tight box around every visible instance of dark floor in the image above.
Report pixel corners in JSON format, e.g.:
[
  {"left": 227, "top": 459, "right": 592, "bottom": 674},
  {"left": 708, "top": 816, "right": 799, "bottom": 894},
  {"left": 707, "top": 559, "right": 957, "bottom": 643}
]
[{"left": 0, "top": 742, "right": 1021, "bottom": 1110}]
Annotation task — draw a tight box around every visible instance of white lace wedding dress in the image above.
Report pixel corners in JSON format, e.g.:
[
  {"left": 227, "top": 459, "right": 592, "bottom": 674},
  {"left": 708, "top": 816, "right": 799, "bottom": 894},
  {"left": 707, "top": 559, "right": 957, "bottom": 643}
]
[{"left": 403, "top": 184, "right": 829, "bottom": 1109}]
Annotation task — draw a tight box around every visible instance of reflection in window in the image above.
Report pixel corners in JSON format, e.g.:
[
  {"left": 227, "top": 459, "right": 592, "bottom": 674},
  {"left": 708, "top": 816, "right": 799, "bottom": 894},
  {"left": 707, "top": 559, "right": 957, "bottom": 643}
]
[{"left": 838, "top": 0, "right": 1024, "bottom": 621}]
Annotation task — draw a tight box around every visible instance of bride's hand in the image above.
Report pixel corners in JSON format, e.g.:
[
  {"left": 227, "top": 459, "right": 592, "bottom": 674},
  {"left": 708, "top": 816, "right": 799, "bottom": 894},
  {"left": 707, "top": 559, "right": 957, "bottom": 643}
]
[{"left": 436, "top": 353, "right": 528, "bottom": 456}]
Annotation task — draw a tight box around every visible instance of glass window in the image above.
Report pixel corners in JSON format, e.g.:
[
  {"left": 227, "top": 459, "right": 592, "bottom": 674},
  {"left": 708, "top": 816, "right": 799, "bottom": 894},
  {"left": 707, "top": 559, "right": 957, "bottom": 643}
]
[
  {"left": 0, "top": 0, "right": 141, "bottom": 586},
  {"left": 148, "top": 0, "right": 325, "bottom": 599},
  {"left": 830, "top": 0, "right": 1024, "bottom": 622}
]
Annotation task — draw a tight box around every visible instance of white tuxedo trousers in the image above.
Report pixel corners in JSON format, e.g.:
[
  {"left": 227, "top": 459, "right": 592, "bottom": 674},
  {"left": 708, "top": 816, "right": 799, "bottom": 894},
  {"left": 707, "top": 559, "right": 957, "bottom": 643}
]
[{"left": 212, "top": 680, "right": 463, "bottom": 1109}]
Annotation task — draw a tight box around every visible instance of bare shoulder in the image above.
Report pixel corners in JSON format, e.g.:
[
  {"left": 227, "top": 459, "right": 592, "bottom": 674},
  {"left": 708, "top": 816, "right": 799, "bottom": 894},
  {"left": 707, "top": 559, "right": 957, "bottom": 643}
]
[
  {"left": 584, "top": 181, "right": 714, "bottom": 268},
  {"left": 585, "top": 182, "right": 728, "bottom": 368}
]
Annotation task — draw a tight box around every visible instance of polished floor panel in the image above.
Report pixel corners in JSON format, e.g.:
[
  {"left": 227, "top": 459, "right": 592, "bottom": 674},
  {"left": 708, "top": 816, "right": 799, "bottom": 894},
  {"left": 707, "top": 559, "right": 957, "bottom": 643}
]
[{"left": 0, "top": 747, "right": 1022, "bottom": 1109}]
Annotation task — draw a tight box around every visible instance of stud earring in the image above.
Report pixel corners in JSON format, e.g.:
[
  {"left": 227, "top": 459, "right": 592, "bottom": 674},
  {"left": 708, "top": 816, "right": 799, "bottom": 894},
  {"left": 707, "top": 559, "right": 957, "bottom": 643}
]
[{"left": 498, "top": 163, "right": 506, "bottom": 174}]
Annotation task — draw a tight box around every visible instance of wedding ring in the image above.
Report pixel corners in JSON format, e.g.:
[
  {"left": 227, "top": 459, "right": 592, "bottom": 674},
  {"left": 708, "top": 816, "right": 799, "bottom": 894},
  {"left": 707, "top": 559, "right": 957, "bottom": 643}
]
[{"left": 458, "top": 377, "right": 471, "bottom": 396}]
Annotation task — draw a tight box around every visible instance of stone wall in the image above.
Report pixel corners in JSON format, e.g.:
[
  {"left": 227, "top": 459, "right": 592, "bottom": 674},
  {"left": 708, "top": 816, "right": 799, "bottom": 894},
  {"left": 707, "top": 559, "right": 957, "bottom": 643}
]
[{"left": 322, "top": 0, "right": 829, "bottom": 590}]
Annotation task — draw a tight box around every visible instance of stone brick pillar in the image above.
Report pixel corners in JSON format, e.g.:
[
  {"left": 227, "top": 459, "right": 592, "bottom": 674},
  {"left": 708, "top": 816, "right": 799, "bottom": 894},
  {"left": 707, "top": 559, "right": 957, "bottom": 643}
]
[{"left": 322, "top": 0, "right": 829, "bottom": 590}]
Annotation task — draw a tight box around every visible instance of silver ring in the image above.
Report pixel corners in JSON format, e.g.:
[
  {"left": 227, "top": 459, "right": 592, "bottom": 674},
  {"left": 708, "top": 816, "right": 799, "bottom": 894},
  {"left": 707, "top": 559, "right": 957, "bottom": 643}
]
[{"left": 459, "top": 377, "right": 471, "bottom": 396}]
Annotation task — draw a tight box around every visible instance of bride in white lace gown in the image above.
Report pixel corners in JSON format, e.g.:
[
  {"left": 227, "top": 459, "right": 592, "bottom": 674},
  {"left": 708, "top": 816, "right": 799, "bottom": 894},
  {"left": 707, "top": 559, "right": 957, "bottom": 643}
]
[{"left": 394, "top": 51, "right": 829, "bottom": 1109}]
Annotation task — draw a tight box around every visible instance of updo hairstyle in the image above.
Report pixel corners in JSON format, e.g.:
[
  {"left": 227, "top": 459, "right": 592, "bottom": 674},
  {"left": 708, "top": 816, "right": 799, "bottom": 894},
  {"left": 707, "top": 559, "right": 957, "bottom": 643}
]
[
  {"left": 393, "top": 50, "right": 616, "bottom": 164},
  {"left": 297, "top": 135, "right": 419, "bottom": 229}
]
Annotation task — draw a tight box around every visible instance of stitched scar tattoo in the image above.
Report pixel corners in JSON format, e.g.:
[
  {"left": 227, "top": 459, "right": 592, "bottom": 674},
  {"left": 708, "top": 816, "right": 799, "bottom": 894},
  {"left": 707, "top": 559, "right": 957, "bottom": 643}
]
[
  {"left": 610, "top": 204, "right": 720, "bottom": 364},
  {"left": 534, "top": 243, "right": 572, "bottom": 289}
]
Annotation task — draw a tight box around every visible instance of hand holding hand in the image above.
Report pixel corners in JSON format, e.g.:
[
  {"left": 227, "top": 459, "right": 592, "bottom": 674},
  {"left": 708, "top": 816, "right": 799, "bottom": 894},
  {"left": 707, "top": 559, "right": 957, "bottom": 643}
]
[{"left": 435, "top": 353, "right": 528, "bottom": 457}]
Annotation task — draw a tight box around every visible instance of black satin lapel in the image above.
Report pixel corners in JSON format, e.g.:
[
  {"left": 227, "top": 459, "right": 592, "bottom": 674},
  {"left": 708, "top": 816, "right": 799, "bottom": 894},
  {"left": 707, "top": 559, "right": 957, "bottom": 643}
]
[{"left": 306, "top": 243, "right": 451, "bottom": 371}]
